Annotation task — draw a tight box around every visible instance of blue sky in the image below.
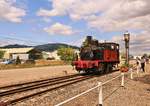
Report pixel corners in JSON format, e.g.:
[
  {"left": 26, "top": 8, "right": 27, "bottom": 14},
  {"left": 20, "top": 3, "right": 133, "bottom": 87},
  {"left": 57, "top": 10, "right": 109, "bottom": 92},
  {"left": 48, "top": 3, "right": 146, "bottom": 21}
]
[
  {"left": 0, "top": 0, "right": 122, "bottom": 46},
  {"left": 0, "top": 0, "right": 150, "bottom": 54}
]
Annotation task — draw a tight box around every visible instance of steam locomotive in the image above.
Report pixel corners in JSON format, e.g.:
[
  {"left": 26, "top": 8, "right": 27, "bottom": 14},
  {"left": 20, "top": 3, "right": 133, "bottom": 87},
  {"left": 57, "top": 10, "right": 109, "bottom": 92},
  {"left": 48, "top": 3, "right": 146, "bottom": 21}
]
[{"left": 73, "top": 36, "right": 120, "bottom": 73}]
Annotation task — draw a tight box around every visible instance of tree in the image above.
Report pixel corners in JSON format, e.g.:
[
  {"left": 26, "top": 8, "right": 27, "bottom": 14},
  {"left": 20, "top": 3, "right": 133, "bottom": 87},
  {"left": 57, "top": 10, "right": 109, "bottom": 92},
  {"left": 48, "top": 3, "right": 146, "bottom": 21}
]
[
  {"left": 16, "top": 56, "right": 21, "bottom": 65},
  {"left": 0, "top": 50, "right": 5, "bottom": 59},
  {"left": 57, "top": 47, "right": 75, "bottom": 62},
  {"left": 142, "top": 53, "right": 148, "bottom": 58},
  {"left": 120, "top": 52, "right": 126, "bottom": 59},
  {"left": 149, "top": 55, "right": 150, "bottom": 59}
]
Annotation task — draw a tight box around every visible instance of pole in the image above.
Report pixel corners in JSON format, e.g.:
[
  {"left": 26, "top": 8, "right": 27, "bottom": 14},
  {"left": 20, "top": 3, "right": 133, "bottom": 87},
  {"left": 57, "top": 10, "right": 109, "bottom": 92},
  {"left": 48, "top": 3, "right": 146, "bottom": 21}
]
[
  {"left": 121, "top": 73, "right": 124, "bottom": 87},
  {"left": 130, "top": 68, "right": 133, "bottom": 79},
  {"left": 98, "top": 82, "right": 103, "bottom": 106},
  {"left": 125, "top": 42, "right": 129, "bottom": 65},
  {"left": 125, "top": 46, "right": 128, "bottom": 65},
  {"left": 127, "top": 48, "right": 129, "bottom": 65}
]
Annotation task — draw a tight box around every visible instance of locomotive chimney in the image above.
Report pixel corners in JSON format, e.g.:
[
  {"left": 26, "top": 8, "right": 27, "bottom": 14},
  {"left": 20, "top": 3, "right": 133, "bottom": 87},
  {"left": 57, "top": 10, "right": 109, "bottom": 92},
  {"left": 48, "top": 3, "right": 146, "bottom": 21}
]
[
  {"left": 86, "top": 36, "right": 92, "bottom": 44},
  {"left": 95, "top": 40, "right": 99, "bottom": 46}
]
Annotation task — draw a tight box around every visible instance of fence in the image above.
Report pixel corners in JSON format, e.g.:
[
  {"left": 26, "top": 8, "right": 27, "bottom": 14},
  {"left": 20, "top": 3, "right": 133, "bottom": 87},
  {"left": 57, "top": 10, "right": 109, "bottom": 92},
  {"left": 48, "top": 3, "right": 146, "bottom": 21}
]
[{"left": 55, "top": 68, "right": 139, "bottom": 106}]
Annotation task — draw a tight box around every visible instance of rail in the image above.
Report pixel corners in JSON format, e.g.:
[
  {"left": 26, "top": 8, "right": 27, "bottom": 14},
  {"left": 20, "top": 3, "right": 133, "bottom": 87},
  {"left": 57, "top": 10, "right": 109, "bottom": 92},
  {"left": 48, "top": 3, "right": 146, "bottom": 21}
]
[{"left": 55, "top": 68, "right": 139, "bottom": 106}]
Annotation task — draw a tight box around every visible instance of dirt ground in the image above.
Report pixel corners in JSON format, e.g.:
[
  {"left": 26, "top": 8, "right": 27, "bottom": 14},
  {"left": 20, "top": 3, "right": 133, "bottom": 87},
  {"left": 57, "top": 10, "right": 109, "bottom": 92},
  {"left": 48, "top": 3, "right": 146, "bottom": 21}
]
[
  {"left": 0, "top": 64, "right": 150, "bottom": 106},
  {"left": 104, "top": 71, "right": 150, "bottom": 106},
  {"left": 0, "top": 65, "right": 77, "bottom": 86}
]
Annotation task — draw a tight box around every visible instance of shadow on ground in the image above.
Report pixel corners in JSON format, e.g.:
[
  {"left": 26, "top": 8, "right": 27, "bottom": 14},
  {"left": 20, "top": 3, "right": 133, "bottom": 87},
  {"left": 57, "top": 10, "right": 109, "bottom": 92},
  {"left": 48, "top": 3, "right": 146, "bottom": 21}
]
[{"left": 134, "top": 75, "right": 150, "bottom": 85}]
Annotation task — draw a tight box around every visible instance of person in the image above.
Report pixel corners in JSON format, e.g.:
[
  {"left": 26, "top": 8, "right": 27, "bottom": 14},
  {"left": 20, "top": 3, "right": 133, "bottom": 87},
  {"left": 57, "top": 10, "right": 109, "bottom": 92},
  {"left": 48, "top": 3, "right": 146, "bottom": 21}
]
[
  {"left": 146, "top": 58, "right": 149, "bottom": 64},
  {"left": 136, "top": 57, "right": 141, "bottom": 74},
  {"left": 141, "top": 57, "right": 145, "bottom": 72}
]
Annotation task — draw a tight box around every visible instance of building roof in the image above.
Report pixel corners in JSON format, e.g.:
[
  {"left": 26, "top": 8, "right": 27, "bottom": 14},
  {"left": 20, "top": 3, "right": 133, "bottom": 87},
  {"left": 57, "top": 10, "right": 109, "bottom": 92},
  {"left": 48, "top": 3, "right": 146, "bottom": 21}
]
[{"left": 0, "top": 47, "right": 34, "bottom": 54}]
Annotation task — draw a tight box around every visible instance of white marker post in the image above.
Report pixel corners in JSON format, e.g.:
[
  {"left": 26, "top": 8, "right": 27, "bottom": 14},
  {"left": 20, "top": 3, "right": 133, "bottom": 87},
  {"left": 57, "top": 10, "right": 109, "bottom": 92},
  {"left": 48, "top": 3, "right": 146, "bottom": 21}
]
[
  {"left": 121, "top": 73, "right": 124, "bottom": 87},
  {"left": 130, "top": 68, "right": 133, "bottom": 79},
  {"left": 98, "top": 82, "right": 103, "bottom": 106}
]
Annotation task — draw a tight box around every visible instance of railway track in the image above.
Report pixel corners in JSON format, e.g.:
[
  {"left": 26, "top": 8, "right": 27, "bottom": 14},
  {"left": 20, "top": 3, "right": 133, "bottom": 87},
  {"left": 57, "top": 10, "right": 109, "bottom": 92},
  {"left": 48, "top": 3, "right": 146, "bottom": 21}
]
[
  {"left": 0, "top": 74, "right": 79, "bottom": 90},
  {"left": 0, "top": 74, "right": 93, "bottom": 105},
  {"left": 0, "top": 69, "right": 119, "bottom": 106}
]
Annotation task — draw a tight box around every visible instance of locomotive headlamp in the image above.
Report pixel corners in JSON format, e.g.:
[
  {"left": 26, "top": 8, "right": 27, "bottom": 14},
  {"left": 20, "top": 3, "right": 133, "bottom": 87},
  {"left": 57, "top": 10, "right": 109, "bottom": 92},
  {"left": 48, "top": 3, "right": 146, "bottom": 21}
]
[
  {"left": 116, "top": 45, "right": 119, "bottom": 49},
  {"left": 111, "top": 45, "right": 114, "bottom": 49}
]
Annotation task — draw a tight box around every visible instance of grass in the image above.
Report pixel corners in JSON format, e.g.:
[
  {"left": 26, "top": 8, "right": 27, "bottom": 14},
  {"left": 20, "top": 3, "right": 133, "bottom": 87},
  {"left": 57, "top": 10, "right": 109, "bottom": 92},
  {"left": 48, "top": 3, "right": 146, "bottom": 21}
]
[{"left": 0, "top": 60, "right": 70, "bottom": 70}]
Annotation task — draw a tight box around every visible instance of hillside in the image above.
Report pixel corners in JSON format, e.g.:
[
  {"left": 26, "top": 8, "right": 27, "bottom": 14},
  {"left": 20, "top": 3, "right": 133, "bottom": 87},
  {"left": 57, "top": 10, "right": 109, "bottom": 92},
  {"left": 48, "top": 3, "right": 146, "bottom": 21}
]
[
  {"left": 0, "top": 43, "right": 79, "bottom": 51},
  {"left": 0, "top": 44, "right": 32, "bottom": 48},
  {"left": 35, "top": 43, "right": 79, "bottom": 52}
]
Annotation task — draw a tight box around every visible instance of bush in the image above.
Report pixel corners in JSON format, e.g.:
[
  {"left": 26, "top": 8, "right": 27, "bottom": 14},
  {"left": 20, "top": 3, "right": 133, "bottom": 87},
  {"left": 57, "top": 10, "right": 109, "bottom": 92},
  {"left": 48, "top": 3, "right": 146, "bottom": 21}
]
[
  {"left": 25, "top": 59, "right": 35, "bottom": 64},
  {"left": 57, "top": 47, "right": 75, "bottom": 62},
  {"left": 16, "top": 56, "right": 21, "bottom": 65},
  {"left": 0, "top": 51, "right": 5, "bottom": 59}
]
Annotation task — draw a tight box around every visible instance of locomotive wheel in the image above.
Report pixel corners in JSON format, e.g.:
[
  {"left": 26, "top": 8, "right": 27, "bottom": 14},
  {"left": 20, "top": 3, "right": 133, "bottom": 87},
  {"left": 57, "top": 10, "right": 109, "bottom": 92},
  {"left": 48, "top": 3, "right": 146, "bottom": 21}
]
[
  {"left": 84, "top": 69, "right": 91, "bottom": 74},
  {"left": 106, "top": 64, "right": 113, "bottom": 73},
  {"left": 97, "top": 63, "right": 105, "bottom": 74}
]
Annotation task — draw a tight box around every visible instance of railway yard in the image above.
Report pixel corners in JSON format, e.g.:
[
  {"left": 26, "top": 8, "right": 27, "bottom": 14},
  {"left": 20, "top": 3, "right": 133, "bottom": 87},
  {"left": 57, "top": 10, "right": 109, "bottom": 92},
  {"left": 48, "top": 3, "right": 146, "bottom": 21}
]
[
  {"left": 0, "top": 64, "right": 150, "bottom": 106},
  {"left": 1, "top": 0, "right": 150, "bottom": 105}
]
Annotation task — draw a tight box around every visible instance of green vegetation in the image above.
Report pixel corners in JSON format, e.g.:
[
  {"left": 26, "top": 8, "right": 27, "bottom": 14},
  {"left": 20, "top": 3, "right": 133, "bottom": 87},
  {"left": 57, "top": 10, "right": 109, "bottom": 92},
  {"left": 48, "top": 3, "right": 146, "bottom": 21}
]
[
  {"left": 0, "top": 60, "right": 67, "bottom": 70},
  {"left": 121, "top": 62, "right": 133, "bottom": 68},
  {"left": 35, "top": 43, "right": 79, "bottom": 52},
  {"left": 0, "top": 50, "right": 5, "bottom": 59},
  {"left": 0, "top": 43, "right": 79, "bottom": 52},
  {"left": 15, "top": 56, "right": 21, "bottom": 65},
  {"left": 142, "top": 53, "right": 148, "bottom": 58},
  {"left": 120, "top": 52, "right": 126, "bottom": 59},
  {"left": 57, "top": 47, "right": 75, "bottom": 62}
]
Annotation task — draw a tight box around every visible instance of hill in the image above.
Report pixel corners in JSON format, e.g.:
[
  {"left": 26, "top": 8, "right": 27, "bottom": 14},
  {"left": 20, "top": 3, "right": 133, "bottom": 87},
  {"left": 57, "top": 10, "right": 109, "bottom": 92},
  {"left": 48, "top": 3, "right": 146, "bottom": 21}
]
[
  {"left": 0, "top": 43, "right": 79, "bottom": 51},
  {"left": 35, "top": 43, "right": 79, "bottom": 52},
  {"left": 0, "top": 44, "right": 32, "bottom": 48}
]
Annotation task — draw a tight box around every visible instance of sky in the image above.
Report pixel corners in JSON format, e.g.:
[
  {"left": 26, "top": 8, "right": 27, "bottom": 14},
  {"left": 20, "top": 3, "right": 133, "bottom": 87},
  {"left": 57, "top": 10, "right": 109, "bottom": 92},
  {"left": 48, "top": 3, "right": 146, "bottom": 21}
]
[{"left": 0, "top": 0, "right": 150, "bottom": 55}]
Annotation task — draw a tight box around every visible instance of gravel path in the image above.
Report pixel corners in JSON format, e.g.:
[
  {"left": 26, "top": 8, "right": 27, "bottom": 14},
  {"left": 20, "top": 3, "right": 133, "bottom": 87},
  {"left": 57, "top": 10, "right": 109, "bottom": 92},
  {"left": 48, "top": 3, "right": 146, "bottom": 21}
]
[
  {"left": 63, "top": 64, "right": 150, "bottom": 106},
  {"left": 104, "top": 73, "right": 150, "bottom": 106}
]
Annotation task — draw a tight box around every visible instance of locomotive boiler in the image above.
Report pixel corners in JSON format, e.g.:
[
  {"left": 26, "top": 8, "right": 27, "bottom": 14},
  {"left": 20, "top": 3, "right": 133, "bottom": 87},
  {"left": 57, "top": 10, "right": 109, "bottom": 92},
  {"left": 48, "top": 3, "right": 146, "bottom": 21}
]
[{"left": 73, "top": 36, "right": 120, "bottom": 73}]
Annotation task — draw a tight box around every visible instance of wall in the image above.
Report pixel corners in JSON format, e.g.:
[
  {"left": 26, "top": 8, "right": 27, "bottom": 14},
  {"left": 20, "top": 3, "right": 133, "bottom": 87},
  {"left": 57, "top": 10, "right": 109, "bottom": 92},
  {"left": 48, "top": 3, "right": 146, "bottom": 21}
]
[{"left": 12, "top": 54, "right": 29, "bottom": 60}]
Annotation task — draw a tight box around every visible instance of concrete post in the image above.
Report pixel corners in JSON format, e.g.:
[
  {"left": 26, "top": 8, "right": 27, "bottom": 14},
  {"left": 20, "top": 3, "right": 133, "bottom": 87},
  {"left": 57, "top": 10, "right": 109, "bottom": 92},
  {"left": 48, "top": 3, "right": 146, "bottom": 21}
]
[
  {"left": 121, "top": 73, "right": 124, "bottom": 87},
  {"left": 98, "top": 82, "right": 103, "bottom": 106},
  {"left": 130, "top": 68, "right": 133, "bottom": 79},
  {"left": 136, "top": 66, "right": 139, "bottom": 74}
]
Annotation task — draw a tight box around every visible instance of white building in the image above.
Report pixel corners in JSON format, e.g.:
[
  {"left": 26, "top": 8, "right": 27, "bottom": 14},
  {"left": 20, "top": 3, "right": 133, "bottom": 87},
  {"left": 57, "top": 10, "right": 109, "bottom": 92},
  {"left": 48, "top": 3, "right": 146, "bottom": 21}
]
[
  {"left": 133, "top": 55, "right": 142, "bottom": 59},
  {"left": 0, "top": 48, "right": 33, "bottom": 60},
  {"left": 42, "top": 50, "right": 60, "bottom": 60}
]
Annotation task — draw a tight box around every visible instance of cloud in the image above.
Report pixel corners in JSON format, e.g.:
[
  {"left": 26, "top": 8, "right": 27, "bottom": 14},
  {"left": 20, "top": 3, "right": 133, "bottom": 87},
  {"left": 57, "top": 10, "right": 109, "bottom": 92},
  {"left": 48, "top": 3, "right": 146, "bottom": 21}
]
[
  {"left": 88, "top": 0, "right": 150, "bottom": 31},
  {"left": 42, "top": 17, "right": 52, "bottom": 23},
  {"left": 0, "top": 0, "right": 26, "bottom": 23},
  {"left": 44, "top": 23, "right": 75, "bottom": 35},
  {"left": 37, "top": 0, "right": 114, "bottom": 20},
  {"left": 37, "top": 0, "right": 150, "bottom": 31},
  {"left": 37, "top": 0, "right": 150, "bottom": 54},
  {"left": 112, "top": 31, "right": 150, "bottom": 55}
]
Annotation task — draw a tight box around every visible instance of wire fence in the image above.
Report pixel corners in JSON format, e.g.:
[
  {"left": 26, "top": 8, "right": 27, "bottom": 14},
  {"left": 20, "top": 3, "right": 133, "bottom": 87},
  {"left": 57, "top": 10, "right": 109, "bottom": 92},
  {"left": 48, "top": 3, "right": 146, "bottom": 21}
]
[{"left": 55, "top": 68, "right": 140, "bottom": 106}]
